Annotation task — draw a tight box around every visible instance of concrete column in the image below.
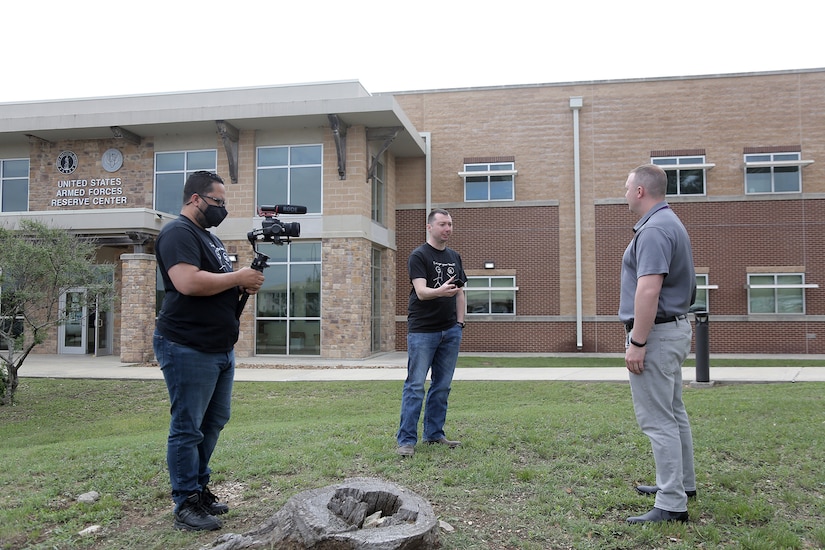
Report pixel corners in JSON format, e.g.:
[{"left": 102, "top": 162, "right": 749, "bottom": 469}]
[
  {"left": 119, "top": 253, "right": 157, "bottom": 363},
  {"left": 322, "top": 239, "right": 372, "bottom": 359}
]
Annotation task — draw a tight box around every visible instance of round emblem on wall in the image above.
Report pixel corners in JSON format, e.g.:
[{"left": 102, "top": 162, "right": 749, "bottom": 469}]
[
  {"left": 56, "top": 151, "right": 78, "bottom": 174},
  {"left": 102, "top": 148, "right": 124, "bottom": 172}
]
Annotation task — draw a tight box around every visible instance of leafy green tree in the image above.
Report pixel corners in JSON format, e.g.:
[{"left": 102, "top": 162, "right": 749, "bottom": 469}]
[{"left": 0, "top": 220, "right": 115, "bottom": 405}]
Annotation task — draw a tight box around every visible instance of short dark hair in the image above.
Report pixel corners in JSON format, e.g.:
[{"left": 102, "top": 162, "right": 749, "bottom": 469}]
[
  {"left": 630, "top": 164, "right": 667, "bottom": 198},
  {"left": 182, "top": 171, "right": 224, "bottom": 202},
  {"left": 428, "top": 208, "right": 450, "bottom": 224}
]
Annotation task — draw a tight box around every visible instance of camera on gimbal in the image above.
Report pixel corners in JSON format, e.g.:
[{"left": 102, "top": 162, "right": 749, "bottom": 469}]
[
  {"left": 236, "top": 204, "right": 306, "bottom": 319},
  {"left": 247, "top": 204, "right": 305, "bottom": 246}
]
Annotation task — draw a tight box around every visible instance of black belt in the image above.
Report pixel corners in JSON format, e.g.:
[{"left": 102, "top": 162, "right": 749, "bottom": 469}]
[{"left": 624, "top": 315, "right": 686, "bottom": 332}]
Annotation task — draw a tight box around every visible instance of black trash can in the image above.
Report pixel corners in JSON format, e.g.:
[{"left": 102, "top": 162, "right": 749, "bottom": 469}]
[{"left": 693, "top": 310, "right": 709, "bottom": 383}]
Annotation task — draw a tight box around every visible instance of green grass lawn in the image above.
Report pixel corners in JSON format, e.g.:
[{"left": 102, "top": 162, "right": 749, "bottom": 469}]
[{"left": 2, "top": 374, "right": 824, "bottom": 549}]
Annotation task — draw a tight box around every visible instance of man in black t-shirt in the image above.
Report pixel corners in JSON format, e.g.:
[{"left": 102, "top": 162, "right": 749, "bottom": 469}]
[
  {"left": 397, "top": 208, "right": 466, "bottom": 457},
  {"left": 154, "top": 171, "right": 264, "bottom": 531}
]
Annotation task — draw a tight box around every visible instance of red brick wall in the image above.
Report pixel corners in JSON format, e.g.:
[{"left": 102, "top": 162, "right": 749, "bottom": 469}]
[
  {"left": 595, "top": 199, "right": 825, "bottom": 354},
  {"left": 397, "top": 206, "right": 565, "bottom": 351}
]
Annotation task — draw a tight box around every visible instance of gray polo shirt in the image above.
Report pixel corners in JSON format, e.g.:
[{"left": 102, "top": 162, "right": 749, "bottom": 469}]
[{"left": 619, "top": 202, "right": 696, "bottom": 323}]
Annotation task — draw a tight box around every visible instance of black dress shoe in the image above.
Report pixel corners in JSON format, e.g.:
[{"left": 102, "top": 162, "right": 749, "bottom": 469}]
[
  {"left": 636, "top": 485, "right": 697, "bottom": 498},
  {"left": 627, "top": 507, "right": 688, "bottom": 524}
]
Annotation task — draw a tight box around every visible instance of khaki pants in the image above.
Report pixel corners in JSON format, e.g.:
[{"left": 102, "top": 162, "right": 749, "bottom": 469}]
[{"left": 627, "top": 317, "right": 695, "bottom": 512}]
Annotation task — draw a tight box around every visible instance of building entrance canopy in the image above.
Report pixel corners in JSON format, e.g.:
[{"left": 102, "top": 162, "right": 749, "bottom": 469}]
[{"left": 0, "top": 208, "right": 173, "bottom": 250}]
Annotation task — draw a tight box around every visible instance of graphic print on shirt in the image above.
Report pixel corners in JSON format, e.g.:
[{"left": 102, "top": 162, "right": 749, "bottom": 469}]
[
  {"left": 432, "top": 261, "right": 457, "bottom": 288},
  {"left": 209, "top": 241, "right": 232, "bottom": 272}
]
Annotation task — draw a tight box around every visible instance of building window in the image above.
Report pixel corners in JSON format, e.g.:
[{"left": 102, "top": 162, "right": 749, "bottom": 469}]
[
  {"left": 459, "top": 161, "right": 516, "bottom": 202},
  {"left": 154, "top": 150, "right": 218, "bottom": 215},
  {"left": 747, "top": 273, "right": 809, "bottom": 314},
  {"left": 744, "top": 151, "right": 812, "bottom": 194},
  {"left": 651, "top": 155, "right": 710, "bottom": 196},
  {"left": 465, "top": 276, "right": 517, "bottom": 315},
  {"left": 1, "top": 158, "right": 29, "bottom": 212},
  {"left": 372, "top": 160, "right": 385, "bottom": 225},
  {"left": 257, "top": 145, "right": 322, "bottom": 213},
  {"left": 0, "top": 281, "right": 24, "bottom": 351},
  {"left": 0, "top": 314, "right": 23, "bottom": 351},
  {"left": 371, "top": 247, "right": 382, "bottom": 352},
  {"left": 693, "top": 274, "right": 710, "bottom": 312},
  {"left": 156, "top": 266, "right": 165, "bottom": 316},
  {"left": 256, "top": 241, "right": 321, "bottom": 355}
]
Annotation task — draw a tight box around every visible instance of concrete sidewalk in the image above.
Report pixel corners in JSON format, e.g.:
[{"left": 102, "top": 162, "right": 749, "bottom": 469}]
[{"left": 15, "top": 352, "right": 825, "bottom": 383}]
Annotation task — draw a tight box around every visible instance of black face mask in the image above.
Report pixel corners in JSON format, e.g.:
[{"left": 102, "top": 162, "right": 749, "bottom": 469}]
[{"left": 198, "top": 202, "right": 228, "bottom": 228}]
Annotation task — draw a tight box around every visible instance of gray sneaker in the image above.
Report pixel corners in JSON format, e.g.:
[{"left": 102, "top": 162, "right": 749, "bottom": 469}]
[
  {"left": 396, "top": 445, "right": 415, "bottom": 457},
  {"left": 173, "top": 493, "right": 222, "bottom": 531}
]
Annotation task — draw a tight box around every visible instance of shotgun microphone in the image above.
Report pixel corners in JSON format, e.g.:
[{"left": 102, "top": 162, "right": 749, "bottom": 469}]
[{"left": 264, "top": 204, "right": 308, "bottom": 215}]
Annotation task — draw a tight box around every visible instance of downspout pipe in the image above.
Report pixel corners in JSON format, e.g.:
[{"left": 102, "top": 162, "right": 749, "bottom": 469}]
[
  {"left": 569, "top": 97, "right": 583, "bottom": 350},
  {"left": 421, "top": 132, "right": 432, "bottom": 231}
]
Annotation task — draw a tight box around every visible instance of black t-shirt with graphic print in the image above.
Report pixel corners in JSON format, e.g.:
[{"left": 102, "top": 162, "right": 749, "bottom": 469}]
[
  {"left": 407, "top": 242, "right": 466, "bottom": 333},
  {"left": 155, "top": 215, "right": 240, "bottom": 352}
]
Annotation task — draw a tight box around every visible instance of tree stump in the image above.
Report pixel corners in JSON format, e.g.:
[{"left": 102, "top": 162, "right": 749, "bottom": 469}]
[{"left": 205, "top": 477, "right": 440, "bottom": 550}]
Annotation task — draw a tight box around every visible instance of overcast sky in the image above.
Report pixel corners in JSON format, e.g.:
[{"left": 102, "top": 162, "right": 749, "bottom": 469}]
[{"left": 2, "top": 0, "right": 822, "bottom": 103}]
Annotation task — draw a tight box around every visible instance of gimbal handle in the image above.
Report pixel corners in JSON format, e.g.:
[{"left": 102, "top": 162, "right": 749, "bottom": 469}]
[{"left": 235, "top": 250, "right": 270, "bottom": 320}]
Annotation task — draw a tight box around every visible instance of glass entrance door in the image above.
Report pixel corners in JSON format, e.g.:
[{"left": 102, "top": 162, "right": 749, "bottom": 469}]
[
  {"left": 58, "top": 289, "right": 113, "bottom": 356},
  {"left": 58, "top": 289, "right": 86, "bottom": 355},
  {"left": 91, "top": 294, "right": 113, "bottom": 356}
]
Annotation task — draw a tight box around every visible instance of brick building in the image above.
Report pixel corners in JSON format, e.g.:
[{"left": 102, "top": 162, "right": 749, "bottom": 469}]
[{"left": 0, "top": 69, "right": 822, "bottom": 360}]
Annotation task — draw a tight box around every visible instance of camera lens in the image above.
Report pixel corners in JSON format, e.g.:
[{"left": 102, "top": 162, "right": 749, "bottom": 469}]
[{"left": 282, "top": 222, "right": 300, "bottom": 237}]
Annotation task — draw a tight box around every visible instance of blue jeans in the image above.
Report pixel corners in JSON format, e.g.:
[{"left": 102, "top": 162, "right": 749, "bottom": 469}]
[
  {"left": 154, "top": 332, "right": 234, "bottom": 510},
  {"left": 627, "top": 318, "right": 695, "bottom": 512},
  {"left": 397, "top": 325, "right": 463, "bottom": 446}
]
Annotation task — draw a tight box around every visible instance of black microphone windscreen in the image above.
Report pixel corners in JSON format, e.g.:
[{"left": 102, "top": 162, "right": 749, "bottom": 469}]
[{"left": 274, "top": 205, "right": 308, "bottom": 214}]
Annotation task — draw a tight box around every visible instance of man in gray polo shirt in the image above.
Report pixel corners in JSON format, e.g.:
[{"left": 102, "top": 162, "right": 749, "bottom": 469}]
[{"left": 619, "top": 164, "right": 697, "bottom": 524}]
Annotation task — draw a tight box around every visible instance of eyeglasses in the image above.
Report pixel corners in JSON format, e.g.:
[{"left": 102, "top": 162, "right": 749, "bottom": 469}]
[{"left": 199, "top": 194, "right": 227, "bottom": 207}]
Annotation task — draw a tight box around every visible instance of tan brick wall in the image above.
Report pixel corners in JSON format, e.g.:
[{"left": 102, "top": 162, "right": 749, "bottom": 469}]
[
  {"left": 396, "top": 157, "right": 426, "bottom": 206},
  {"left": 380, "top": 145, "right": 397, "bottom": 232},
  {"left": 323, "top": 126, "right": 370, "bottom": 217},
  {"left": 28, "top": 138, "right": 155, "bottom": 210},
  {"left": 395, "top": 72, "right": 825, "bottom": 203},
  {"left": 225, "top": 129, "right": 257, "bottom": 213}
]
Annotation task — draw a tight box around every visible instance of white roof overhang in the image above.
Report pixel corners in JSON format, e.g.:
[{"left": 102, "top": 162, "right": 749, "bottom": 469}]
[{"left": 0, "top": 81, "right": 426, "bottom": 157}]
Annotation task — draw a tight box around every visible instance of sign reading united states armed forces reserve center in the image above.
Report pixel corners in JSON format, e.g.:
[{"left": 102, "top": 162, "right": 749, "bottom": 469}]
[
  {"left": 51, "top": 149, "right": 130, "bottom": 208},
  {"left": 52, "top": 178, "right": 127, "bottom": 207}
]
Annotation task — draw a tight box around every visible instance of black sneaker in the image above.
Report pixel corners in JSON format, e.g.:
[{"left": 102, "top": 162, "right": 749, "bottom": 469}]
[
  {"left": 201, "top": 485, "right": 229, "bottom": 515},
  {"left": 173, "top": 493, "right": 222, "bottom": 531}
]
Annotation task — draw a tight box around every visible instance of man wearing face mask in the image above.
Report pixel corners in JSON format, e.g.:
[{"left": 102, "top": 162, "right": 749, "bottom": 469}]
[{"left": 154, "top": 171, "right": 265, "bottom": 531}]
